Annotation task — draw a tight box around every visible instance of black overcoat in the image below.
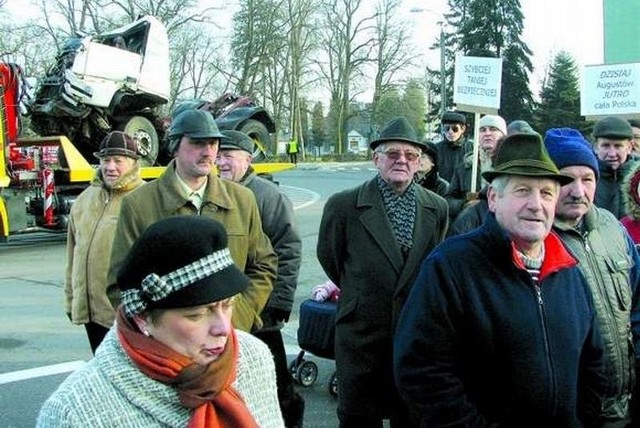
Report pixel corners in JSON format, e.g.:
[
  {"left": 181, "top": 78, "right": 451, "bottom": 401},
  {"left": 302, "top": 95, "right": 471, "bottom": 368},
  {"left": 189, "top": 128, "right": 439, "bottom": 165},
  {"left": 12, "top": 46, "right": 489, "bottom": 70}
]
[{"left": 317, "top": 177, "right": 448, "bottom": 417}]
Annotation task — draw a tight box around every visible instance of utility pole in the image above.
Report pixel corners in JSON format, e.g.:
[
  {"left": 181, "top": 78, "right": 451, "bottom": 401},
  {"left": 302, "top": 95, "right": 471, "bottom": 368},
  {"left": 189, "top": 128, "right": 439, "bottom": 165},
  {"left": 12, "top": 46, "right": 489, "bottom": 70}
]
[
  {"left": 410, "top": 8, "right": 447, "bottom": 118},
  {"left": 439, "top": 22, "right": 446, "bottom": 116}
]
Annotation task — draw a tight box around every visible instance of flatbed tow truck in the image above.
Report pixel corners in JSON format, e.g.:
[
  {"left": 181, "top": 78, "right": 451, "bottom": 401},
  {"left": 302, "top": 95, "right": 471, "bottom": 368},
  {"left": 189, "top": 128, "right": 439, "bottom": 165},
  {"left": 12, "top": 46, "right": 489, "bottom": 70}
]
[{"left": 0, "top": 129, "right": 292, "bottom": 242}]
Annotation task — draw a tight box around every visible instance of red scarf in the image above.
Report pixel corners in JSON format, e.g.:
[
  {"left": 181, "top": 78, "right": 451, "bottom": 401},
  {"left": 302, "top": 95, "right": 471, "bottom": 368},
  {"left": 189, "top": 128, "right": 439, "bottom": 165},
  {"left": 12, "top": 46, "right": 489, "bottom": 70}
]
[{"left": 116, "top": 309, "right": 259, "bottom": 428}]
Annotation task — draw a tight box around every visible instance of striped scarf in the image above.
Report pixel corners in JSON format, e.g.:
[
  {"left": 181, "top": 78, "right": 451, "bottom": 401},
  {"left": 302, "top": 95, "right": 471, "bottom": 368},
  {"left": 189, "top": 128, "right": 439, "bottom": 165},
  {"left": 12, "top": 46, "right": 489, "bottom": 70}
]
[{"left": 517, "top": 246, "right": 545, "bottom": 285}]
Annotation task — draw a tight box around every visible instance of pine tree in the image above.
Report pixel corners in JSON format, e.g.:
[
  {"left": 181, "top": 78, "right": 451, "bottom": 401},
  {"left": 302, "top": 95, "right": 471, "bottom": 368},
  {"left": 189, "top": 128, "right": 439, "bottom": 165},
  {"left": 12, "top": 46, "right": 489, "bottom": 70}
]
[
  {"left": 535, "top": 51, "right": 588, "bottom": 135},
  {"left": 442, "top": 0, "right": 534, "bottom": 123}
]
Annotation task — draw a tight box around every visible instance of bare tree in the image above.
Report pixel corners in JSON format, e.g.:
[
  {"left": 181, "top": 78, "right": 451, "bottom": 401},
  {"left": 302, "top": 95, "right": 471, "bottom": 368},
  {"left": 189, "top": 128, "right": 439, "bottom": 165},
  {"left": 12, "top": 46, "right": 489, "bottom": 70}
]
[
  {"left": 316, "top": 0, "right": 377, "bottom": 153},
  {"left": 285, "top": 0, "right": 319, "bottom": 155},
  {"left": 168, "top": 24, "right": 227, "bottom": 113},
  {"left": 370, "top": 0, "right": 416, "bottom": 126}
]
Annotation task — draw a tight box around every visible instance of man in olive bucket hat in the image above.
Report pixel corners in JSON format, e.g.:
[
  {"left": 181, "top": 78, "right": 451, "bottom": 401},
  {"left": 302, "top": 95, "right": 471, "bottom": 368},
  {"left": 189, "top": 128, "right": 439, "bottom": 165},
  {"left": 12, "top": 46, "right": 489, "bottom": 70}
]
[
  {"left": 317, "top": 117, "right": 448, "bottom": 427},
  {"left": 395, "top": 131, "right": 610, "bottom": 426},
  {"left": 107, "top": 108, "right": 277, "bottom": 334},
  {"left": 65, "top": 131, "right": 145, "bottom": 353}
]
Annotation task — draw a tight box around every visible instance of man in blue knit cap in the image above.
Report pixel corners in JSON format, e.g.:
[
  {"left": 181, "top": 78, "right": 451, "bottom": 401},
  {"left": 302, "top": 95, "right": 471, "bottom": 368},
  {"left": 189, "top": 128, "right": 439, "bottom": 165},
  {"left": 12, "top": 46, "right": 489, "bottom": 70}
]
[{"left": 545, "top": 127, "right": 640, "bottom": 425}]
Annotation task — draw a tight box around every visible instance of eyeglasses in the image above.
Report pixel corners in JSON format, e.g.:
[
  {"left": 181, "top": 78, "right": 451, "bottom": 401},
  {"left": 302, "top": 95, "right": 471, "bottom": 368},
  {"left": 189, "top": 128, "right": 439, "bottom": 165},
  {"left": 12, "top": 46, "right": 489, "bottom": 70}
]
[
  {"left": 377, "top": 149, "right": 421, "bottom": 162},
  {"left": 443, "top": 124, "right": 461, "bottom": 132}
]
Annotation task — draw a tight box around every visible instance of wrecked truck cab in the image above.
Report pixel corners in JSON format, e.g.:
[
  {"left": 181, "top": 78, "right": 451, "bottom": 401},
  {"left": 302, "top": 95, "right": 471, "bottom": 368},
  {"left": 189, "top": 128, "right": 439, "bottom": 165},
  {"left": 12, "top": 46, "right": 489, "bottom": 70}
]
[
  {"left": 28, "top": 16, "right": 170, "bottom": 166},
  {"left": 82, "top": 16, "right": 170, "bottom": 108}
]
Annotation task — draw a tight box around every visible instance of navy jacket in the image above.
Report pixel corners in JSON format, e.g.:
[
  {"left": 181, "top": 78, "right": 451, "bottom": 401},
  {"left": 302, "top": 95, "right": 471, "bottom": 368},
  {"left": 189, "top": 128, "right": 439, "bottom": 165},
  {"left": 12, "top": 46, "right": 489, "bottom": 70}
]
[{"left": 394, "top": 213, "right": 607, "bottom": 427}]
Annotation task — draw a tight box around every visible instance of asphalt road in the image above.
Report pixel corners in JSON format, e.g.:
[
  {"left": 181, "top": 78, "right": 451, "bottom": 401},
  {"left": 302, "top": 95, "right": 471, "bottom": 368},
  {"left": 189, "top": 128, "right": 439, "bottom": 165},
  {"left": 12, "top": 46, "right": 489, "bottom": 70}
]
[{"left": 0, "top": 161, "right": 375, "bottom": 427}]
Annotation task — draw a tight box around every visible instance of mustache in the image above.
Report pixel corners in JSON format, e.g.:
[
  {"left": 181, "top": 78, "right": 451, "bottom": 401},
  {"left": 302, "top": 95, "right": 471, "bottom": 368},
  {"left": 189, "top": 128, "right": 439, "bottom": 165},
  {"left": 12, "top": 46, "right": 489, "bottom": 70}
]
[{"left": 565, "top": 197, "right": 589, "bottom": 205}]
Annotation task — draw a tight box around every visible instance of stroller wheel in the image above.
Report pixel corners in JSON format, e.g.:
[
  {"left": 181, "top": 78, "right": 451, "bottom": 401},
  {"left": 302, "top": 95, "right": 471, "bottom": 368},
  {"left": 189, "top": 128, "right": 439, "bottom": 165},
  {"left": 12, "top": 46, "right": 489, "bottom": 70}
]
[
  {"left": 296, "top": 361, "right": 318, "bottom": 387},
  {"left": 289, "top": 351, "right": 306, "bottom": 384},
  {"left": 329, "top": 371, "right": 338, "bottom": 397}
]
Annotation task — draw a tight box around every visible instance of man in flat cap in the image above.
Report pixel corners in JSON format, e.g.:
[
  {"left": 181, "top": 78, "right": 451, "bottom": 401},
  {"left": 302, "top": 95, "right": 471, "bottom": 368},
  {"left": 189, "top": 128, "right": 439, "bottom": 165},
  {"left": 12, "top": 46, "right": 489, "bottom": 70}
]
[
  {"left": 317, "top": 116, "right": 448, "bottom": 427},
  {"left": 215, "top": 130, "right": 305, "bottom": 427},
  {"left": 593, "top": 116, "right": 640, "bottom": 218},
  {"left": 65, "top": 131, "right": 145, "bottom": 354},
  {"left": 107, "top": 109, "right": 277, "bottom": 333},
  {"left": 395, "top": 131, "right": 608, "bottom": 426}
]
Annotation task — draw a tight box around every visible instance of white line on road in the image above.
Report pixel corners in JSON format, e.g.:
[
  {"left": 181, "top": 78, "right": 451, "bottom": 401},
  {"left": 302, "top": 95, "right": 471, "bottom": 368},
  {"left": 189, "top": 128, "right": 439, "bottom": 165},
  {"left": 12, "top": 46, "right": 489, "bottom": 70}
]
[
  {"left": 281, "top": 185, "right": 321, "bottom": 210},
  {"left": 0, "top": 360, "right": 86, "bottom": 385}
]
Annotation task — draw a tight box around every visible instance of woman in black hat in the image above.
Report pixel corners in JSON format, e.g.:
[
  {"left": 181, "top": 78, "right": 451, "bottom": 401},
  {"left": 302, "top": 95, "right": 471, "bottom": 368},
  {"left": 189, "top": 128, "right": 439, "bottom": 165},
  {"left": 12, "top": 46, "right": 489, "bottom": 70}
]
[{"left": 38, "top": 216, "right": 284, "bottom": 428}]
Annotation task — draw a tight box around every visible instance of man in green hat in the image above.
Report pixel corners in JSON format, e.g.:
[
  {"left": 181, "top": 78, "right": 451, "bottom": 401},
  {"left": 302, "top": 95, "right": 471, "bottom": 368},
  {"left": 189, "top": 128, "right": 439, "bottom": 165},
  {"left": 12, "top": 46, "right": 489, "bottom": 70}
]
[
  {"left": 394, "top": 132, "right": 608, "bottom": 426},
  {"left": 107, "top": 109, "right": 277, "bottom": 333},
  {"left": 317, "top": 116, "right": 448, "bottom": 427}
]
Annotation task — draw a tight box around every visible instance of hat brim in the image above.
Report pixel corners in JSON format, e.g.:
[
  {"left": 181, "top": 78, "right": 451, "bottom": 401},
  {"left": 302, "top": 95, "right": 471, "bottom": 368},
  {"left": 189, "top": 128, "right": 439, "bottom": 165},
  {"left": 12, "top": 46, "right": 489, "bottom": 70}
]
[
  {"left": 151, "top": 264, "right": 250, "bottom": 310},
  {"left": 219, "top": 142, "right": 252, "bottom": 153},
  {"left": 369, "top": 137, "right": 428, "bottom": 151},
  {"left": 93, "top": 148, "right": 140, "bottom": 160},
  {"left": 596, "top": 132, "right": 633, "bottom": 139},
  {"left": 184, "top": 131, "right": 225, "bottom": 139},
  {"left": 482, "top": 169, "right": 574, "bottom": 186}
]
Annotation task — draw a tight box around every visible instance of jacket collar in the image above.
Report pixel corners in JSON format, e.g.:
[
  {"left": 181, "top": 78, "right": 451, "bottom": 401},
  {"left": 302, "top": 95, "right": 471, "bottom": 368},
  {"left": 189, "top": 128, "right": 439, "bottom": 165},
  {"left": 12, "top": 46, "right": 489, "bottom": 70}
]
[
  {"left": 483, "top": 213, "right": 577, "bottom": 281},
  {"left": 158, "top": 160, "right": 236, "bottom": 213}
]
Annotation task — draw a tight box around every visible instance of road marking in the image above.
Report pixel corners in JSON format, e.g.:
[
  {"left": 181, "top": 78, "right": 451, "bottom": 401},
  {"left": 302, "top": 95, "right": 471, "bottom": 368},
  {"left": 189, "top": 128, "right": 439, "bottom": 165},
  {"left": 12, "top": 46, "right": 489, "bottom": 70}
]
[
  {"left": 280, "top": 185, "right": 321, "bottom": 210},
  {"left": 0, "top": 360, "right": 86, "bottom": 385}
]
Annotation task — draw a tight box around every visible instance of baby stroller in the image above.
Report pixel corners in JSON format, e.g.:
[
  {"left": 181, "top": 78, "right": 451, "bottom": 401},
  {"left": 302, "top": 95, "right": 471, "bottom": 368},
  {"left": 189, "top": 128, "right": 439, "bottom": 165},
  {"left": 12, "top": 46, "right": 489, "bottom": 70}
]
[{"left": 290, "top": 298, "right": 338, "bottom": 398}]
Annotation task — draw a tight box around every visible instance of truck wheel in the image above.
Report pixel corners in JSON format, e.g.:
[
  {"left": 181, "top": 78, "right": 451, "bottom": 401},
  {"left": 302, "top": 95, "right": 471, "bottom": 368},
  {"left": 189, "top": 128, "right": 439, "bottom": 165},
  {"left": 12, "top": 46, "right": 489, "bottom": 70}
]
[
  {"left": 117, "top": 116, "right": 158, "bottom": 166},
  {"left": 238, "top": 119, "right": 271, "bottom": 162}
]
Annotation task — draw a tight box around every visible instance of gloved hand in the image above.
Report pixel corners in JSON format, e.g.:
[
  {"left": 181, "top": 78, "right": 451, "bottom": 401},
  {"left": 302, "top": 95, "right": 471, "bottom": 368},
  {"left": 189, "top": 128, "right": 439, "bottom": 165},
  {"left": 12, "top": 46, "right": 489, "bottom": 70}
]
[{"left": 261, "top": 307, "right": 291, "bottom": 324}]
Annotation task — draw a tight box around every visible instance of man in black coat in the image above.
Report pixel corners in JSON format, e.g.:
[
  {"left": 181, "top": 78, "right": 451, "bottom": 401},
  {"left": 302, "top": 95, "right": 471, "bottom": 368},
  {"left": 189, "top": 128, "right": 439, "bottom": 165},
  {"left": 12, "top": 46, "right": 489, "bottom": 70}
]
[
  {"left": 317, "top": 117, "right": 449, "bottom": 428},
  {"left": 433, "top": 111, "right": 471, "bottom": 182}
]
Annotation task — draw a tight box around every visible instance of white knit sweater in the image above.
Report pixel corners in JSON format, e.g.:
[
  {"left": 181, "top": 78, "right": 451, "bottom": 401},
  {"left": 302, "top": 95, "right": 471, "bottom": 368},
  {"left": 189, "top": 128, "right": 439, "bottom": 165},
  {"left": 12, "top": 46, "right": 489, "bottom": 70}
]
[{"left": 37, "top": 329, "right": 284, "bottom": 427}]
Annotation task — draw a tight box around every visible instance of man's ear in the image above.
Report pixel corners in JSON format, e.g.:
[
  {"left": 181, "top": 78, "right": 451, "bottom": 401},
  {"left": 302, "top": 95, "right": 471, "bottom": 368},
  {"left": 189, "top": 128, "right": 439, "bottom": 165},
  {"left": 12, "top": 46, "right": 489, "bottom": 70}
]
[{"left": 487, "top": 185, "right": 497, "bottom": 213}]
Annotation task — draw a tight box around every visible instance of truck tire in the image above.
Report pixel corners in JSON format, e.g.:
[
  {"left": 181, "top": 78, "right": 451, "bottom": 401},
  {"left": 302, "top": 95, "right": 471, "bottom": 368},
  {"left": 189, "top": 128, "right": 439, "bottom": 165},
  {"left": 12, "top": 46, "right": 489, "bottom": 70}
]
[
  {"left": 117, "top": 115, "right": 158, "bottom": 166},
  {"left": 238, "top": 119, "right": 271, "bottom": 162}
]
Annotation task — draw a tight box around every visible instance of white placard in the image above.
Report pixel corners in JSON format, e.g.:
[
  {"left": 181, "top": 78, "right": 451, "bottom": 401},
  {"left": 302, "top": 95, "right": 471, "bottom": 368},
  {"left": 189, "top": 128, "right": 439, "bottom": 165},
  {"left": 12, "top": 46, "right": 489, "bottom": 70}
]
[
  {"left": 453, "top": 55, "right": 503, "bottom": 110},
  {"left": 581, "top": 62, "right": 640, "bottom": 118}
]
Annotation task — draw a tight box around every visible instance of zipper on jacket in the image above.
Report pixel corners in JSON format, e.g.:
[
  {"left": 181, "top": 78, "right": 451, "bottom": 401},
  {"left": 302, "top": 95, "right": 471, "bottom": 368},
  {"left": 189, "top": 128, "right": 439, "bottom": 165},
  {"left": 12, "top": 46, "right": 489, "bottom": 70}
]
[
  {"left": 533, "top": 282, "right": 557, "bottom": 413},
  {"left": 581, "top": 230, "right": 628, "bottom": 397}
]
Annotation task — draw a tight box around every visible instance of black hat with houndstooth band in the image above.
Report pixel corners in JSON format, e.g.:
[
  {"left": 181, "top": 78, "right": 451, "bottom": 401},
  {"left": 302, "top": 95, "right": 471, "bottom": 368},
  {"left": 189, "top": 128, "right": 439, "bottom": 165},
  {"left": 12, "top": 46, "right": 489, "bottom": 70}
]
[{"left": 117, "top": 216, "right": 249, "bottom": 317}]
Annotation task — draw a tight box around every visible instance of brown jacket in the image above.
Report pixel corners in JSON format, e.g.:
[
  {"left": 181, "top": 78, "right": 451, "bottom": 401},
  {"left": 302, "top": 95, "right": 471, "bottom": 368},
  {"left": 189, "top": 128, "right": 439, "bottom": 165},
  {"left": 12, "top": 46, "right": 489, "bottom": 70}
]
[
  {"left": 65, "top": 166, "right": 144, "bottom": 328},
  {"left": 107, "top": 160, "right": 276, "bottom": 332}
]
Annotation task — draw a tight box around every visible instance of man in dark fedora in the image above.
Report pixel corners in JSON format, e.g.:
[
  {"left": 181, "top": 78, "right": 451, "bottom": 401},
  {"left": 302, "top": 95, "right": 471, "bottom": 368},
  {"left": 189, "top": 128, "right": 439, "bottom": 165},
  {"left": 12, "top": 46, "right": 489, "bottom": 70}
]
[
  {"left": 395, "top": 132, "right": 608, "bottom": 426},
  {"left": 317, "top": 116, "right": 448, "bottom": 427}
]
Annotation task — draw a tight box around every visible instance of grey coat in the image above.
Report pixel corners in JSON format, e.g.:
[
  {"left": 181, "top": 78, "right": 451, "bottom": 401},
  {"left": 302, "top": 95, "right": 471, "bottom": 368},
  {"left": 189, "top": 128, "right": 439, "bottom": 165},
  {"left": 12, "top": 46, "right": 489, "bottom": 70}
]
[
  {"left": 317, "top": 177, "right": 448, "bottom": 417},
  {"left": 242, "top": 167, "right": 302, "bottom": 330},
  {"left": 554, "top": 206, "right": 640, "bottom": 421}
]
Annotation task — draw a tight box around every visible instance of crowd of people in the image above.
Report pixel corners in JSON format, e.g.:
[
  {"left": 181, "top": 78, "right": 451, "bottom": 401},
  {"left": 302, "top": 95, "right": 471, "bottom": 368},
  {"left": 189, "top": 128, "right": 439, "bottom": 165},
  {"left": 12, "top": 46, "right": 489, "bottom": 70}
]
[{"left": 38, "top": 104, "right": 640, "bottom": 428}]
